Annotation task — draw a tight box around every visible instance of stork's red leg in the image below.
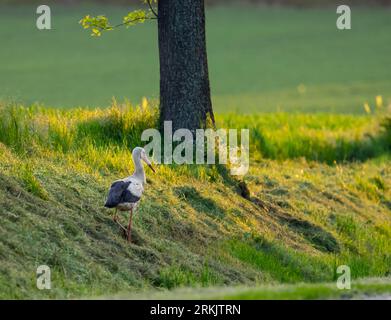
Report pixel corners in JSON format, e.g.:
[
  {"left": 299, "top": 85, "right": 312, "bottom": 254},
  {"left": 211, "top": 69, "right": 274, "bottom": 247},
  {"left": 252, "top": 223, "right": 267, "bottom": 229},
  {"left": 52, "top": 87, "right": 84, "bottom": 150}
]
[
  {"left": 113, "top": 208, "right": 118, "bottom": 222},
  {"left": 127, "top": 208, "right": 133, "bottom": 243}
]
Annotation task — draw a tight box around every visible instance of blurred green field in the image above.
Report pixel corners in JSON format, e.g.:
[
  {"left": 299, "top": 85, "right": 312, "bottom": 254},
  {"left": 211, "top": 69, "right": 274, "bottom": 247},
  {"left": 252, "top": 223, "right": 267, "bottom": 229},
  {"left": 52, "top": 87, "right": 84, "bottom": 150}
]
[{"left": 0, "top": 4, "right": 390, "bottom": 113}]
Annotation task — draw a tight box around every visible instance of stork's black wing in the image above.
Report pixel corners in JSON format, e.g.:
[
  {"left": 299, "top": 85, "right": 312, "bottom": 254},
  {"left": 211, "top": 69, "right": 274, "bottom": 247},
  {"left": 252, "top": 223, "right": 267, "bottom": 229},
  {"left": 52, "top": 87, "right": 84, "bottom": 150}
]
[
  {"left": 105, "top": 181, "right": 129, "bottom": 208},
  {"left": 104, "top": 180, "right": 141, "bottom": 208}
]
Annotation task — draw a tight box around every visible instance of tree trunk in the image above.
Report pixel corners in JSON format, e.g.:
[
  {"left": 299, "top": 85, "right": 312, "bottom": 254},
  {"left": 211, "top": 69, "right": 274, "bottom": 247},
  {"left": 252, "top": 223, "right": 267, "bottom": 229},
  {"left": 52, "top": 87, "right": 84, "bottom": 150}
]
[{"left": 158, "top": 0, "right": 215, "bottom": 132}]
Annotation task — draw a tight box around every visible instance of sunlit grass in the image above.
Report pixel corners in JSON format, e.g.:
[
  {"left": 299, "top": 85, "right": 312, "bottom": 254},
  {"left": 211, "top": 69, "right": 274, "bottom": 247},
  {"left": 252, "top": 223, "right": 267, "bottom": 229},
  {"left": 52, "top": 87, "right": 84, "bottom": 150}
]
[{"left": 0, "top": 102, "right": 390, "bottom": 298}]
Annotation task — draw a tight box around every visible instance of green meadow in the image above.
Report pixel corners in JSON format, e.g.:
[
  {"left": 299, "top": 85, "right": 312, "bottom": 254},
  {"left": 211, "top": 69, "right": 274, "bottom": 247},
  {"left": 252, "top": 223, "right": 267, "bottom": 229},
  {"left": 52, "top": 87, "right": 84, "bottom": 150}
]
[
  {"left": 0, "top": 101, "right": 390, "bottom": 298},
  {"left": 0, "top": 5, "right": 390, "bottom": 112},
  {"left": 0, "top": 4, "right": 391, "bottom": 299}
]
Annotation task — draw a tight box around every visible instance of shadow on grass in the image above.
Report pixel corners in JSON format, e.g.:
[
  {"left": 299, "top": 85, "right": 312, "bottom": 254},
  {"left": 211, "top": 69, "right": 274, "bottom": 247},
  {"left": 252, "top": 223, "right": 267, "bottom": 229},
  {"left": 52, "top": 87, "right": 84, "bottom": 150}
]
[
  {"left": 227, "top": 237, "right": 333, "bottom": 283},
  {"left": 252, "top": 197, "right": 340, "bottom": 253},
  {"left": 174, "top": 186, "right": 226, "bottom": 219}
]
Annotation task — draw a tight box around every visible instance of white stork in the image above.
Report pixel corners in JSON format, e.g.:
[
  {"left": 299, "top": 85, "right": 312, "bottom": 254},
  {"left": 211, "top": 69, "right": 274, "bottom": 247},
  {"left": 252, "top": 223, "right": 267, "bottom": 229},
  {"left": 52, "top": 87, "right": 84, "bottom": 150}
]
[{"left": 104, "top": 147, "right": 155, "bottom": 242}]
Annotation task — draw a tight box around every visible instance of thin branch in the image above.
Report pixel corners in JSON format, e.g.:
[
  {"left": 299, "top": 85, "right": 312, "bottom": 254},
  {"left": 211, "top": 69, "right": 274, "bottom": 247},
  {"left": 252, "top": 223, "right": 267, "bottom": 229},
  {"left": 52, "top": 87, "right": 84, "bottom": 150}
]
[
  {"left": 111, "top": 16, "right": 157, "bottom": 29},
  {"left": 146, "top": 0, "right": 159, "bottom": 18}
]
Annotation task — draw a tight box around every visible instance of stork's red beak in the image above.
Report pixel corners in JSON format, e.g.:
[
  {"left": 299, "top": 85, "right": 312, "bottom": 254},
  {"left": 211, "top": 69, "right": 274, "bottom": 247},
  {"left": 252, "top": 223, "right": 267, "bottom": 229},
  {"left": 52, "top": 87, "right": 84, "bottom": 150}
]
[{"left": 141, "top": 152, "right": 156, "bottom": 173}]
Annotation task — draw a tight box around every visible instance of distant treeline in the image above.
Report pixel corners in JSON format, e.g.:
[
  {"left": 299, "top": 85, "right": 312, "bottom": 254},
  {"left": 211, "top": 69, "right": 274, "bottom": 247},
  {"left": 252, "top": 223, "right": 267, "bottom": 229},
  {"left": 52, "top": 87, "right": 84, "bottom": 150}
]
[{"left": 1, "top": 0, "right": 390, "bottom": 6}]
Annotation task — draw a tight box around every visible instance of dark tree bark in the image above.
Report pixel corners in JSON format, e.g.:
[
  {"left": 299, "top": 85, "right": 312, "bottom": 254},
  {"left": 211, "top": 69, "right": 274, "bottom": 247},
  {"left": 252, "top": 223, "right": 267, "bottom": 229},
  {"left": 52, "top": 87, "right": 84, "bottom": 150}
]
[{"left": 158, "top": 0, "right": 215, "bottom": 132}]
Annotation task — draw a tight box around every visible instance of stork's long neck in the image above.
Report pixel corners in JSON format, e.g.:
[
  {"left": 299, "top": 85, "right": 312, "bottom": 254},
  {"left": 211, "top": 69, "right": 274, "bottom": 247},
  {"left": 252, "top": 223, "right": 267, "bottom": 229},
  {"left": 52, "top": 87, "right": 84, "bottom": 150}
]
[{"left": 133, "top": 155, "right": 146, "bottom": 184}]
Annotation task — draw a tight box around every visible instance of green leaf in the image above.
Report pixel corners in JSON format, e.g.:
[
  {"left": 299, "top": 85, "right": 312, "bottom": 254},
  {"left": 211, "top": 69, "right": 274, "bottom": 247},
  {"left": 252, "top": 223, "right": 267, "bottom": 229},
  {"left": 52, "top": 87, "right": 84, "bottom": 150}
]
[
  {"left": 79, "top": 0, "right": 157, "bottom": 37},
  {"left": 79, "top": 14, "right": 113, "bottom": 37}
]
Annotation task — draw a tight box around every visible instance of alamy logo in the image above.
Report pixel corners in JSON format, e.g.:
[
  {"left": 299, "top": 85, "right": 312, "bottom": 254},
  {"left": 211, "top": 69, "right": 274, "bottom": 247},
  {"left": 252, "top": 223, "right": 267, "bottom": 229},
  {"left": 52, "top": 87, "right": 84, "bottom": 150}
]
[
  {"left": 36, "top": 5, "right": 51, "bottom": 30},
  {"left": 141, "top": 121, "right": 250, "bottom": 175},
  {"left": 35, "top": 5, "right": 350, "bottom": 32},
  {"left": 336, "top": 265, "right": 351, "bottom": 290},
  {"left": 36, "top": 265, "right": 51, "bottom": 290},
  {"left": 336, "top": 5, "right": 351, "bottom": 30}
]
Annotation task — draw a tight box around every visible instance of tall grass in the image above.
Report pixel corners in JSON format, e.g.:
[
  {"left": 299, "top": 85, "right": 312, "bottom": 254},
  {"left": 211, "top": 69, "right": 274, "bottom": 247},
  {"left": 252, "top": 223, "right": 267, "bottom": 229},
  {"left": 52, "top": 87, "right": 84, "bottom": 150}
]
[
  {"left": 1, "top": 102, "right": 390, "bottom": 168},
  {"left": 219, "top": 112, "right": 390, "bottom": 163},
  {"left": 0, "top": 99, "right": 158, "bottom": 151}
]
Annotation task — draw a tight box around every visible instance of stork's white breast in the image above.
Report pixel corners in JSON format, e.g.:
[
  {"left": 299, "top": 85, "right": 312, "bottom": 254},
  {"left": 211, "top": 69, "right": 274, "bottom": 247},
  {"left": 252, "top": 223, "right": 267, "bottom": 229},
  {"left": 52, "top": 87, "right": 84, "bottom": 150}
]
[{"left": 126, "top": 177, "right": 144, "bottom": 198}]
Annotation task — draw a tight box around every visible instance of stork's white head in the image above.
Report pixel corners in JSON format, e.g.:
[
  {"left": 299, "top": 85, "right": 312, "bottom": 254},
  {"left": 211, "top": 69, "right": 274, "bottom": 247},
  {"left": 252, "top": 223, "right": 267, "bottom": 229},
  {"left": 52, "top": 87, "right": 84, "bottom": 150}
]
[{"left": 132, "top": 147, "right": 156, "bottom": 173}]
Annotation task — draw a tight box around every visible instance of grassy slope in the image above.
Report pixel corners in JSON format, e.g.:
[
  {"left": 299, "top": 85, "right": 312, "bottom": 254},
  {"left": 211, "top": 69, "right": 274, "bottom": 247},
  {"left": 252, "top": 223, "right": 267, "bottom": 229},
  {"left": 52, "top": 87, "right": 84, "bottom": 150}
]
[
  {"left": 0, "top": 5, "right": 390, "bottom": 112},
  {"left": 0, "top": 102, "right": 390, "bottom": 299}
]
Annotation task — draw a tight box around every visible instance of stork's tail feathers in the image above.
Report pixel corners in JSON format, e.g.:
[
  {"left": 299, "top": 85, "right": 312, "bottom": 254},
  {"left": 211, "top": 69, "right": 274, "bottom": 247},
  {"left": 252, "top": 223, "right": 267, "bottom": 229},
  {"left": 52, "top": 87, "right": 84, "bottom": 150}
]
[{"left": 104, "top": 200, "right": 117, "bottom": 208}]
